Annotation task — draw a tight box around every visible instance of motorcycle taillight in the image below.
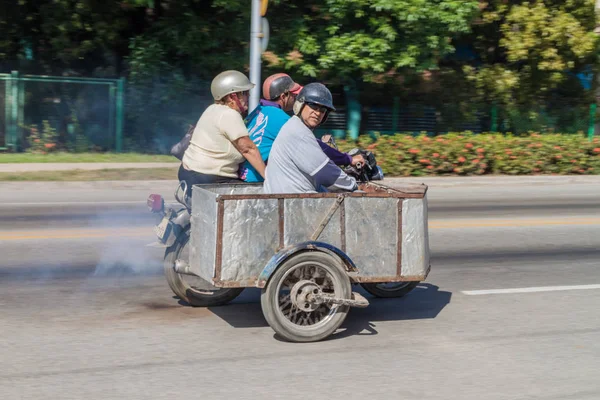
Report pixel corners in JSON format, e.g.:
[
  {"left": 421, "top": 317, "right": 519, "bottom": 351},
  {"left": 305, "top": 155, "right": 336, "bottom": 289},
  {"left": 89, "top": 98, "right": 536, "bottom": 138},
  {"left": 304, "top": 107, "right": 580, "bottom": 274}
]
[{"left": 147, "top": 194, "right": 164, "bottom": 213}]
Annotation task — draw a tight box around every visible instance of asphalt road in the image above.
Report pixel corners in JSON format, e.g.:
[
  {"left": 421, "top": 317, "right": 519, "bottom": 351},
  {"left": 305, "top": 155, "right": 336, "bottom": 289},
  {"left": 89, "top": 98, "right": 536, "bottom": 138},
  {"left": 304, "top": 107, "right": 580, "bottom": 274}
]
[{"left": 1, "top": 178, "right": 600, "bottom": 399}]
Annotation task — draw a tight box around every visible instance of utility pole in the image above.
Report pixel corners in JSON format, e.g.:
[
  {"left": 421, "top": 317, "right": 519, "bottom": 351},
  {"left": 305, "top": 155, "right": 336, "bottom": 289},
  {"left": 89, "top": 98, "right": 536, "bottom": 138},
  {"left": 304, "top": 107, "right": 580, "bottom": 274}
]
[{"left": 249, "top": 0, "right": 262, "bottom": 111}]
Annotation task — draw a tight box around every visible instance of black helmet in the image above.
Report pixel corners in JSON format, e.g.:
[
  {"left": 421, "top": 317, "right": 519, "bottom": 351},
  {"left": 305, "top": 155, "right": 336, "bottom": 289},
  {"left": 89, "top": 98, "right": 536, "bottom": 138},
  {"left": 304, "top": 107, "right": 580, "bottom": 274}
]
[{"left": 293, "top": 82, "right": 336, "bottom": 117}]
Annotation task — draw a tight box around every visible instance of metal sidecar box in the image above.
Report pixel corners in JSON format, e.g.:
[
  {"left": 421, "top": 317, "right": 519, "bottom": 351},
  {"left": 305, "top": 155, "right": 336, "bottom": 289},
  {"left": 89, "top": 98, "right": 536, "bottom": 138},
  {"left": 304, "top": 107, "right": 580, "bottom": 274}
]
[{"left": 188, "top": 181, "right": 430, "bottom": 342}]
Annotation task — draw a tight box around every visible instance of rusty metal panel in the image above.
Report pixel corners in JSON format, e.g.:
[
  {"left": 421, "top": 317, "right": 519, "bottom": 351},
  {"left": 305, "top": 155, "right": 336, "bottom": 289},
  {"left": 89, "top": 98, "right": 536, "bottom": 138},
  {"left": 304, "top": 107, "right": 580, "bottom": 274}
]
[
  {"left": 400, "top": 195, "right": 430, "bottom": 278},
  {"left": 283, "top": 197, "right": 342, "bottom": 248},
  {"left": 345, "top": 197, "right": 399, "bottom": 277},
  {"left": 189, "top": 185, "right": 219, "bottom": 282},
  {"left": 220, "top": 198, "right": 279, "bottom": 282},
  {"left": 188, "top": 183, "right": 430, "bottom": 287}
]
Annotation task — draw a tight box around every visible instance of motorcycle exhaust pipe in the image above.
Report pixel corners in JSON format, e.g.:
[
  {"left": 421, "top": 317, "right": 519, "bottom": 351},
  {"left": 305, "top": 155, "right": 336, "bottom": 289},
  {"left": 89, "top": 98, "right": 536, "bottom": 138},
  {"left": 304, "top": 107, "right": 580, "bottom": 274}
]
[{"left": 173, "top": 259, "right": 195, "bottom": 275}]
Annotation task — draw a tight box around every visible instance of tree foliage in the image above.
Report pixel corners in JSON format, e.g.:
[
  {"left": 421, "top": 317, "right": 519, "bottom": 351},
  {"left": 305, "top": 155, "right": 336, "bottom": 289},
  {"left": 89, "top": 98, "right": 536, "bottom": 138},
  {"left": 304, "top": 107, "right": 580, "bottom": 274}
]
[
  {"left": 1, "top": 0, "right": 599, "bottom": 147},
  {"left": 463, "top": 0, "right": 599, "bottom": 108},
  {"left": 262, "top": 0, "right": 479, "bottom": 85}
]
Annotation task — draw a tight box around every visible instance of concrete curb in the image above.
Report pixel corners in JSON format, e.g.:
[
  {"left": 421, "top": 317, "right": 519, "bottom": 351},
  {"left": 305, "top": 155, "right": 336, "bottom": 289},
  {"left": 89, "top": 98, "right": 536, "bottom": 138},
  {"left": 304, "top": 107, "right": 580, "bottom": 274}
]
[{"left": 1, "top": 175, "right": 600, "bottom": 191}]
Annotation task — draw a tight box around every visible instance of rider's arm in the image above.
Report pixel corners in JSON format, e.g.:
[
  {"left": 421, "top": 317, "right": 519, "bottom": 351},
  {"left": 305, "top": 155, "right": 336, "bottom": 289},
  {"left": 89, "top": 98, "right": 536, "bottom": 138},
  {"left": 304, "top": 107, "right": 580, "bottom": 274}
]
[
  {"left": 317, "top": 139, "right": 365, "bottom": 167},
  {"left": 317, "top": 139, "right": 352, "bottom": 165},
  {"left": 233, "top": 136, "right": 266, "bottom": 178},
  {"left": 220, "top": 109, "right": 266, "bottom": 179},
  {"left": 312, "top": 160, "right": 358, "bottom": 191},
  {"left": 295, "top": 135, "right": 357, "bottom": 191}
]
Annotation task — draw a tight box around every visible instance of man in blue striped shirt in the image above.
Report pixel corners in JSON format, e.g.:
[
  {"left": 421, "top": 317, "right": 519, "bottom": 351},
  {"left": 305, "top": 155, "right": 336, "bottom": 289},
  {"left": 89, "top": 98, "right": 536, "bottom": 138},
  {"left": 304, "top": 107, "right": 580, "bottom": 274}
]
[{"left": 240, "top": 73, "right": 364, "bottom": 183}]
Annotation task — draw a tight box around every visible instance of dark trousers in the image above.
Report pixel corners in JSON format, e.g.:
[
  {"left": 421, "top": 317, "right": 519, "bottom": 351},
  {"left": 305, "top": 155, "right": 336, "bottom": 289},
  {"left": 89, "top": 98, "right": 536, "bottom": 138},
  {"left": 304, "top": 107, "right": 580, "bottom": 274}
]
[{"left": 178, "top": 165, "right": 241, "bottom": 195}]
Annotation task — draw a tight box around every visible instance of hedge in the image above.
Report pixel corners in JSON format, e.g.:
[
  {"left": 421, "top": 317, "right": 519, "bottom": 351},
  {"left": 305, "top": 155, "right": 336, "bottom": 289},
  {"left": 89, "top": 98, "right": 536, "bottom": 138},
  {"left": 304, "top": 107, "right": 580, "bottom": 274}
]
[{"left": 336, "top": 132, "right": 600, "bottom": 176}]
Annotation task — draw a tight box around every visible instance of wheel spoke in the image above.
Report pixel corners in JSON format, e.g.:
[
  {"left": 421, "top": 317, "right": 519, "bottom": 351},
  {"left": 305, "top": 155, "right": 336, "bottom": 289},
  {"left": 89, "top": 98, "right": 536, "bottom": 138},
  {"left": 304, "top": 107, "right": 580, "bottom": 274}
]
[{"left": 275, "top": 261, "right": 343, "bottom": 329}]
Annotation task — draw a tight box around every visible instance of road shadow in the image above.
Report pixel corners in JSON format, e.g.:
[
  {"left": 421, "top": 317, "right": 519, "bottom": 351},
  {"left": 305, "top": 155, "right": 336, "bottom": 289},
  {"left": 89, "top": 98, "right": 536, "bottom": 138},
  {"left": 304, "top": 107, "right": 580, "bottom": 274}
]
[{"left": 208, "top": 283, "right": 452, "bottom": 339}]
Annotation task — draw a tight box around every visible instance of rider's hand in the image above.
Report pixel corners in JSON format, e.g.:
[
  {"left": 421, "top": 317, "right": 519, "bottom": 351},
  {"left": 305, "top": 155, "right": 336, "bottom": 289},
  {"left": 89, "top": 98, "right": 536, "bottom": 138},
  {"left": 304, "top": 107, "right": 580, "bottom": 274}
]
[{"left": 351, "top": 154, "right": 366, "bottom": 167}]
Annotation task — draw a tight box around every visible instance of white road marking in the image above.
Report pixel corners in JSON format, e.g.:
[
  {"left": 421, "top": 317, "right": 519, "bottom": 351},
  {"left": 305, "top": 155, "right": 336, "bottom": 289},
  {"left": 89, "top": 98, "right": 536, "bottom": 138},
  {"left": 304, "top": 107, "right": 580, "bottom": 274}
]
[{"left": 462, "top": 284, "right": 600, "bottom": 295}]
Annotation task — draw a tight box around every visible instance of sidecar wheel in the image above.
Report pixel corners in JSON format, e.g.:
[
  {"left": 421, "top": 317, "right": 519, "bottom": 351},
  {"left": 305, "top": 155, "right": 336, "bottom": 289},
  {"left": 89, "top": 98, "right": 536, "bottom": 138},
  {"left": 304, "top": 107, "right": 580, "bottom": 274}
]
[
  {"left": 164, "top": 230, "right": 243, "bottom": 307},
  {"left": 261, "top": 251, "right": 351, "bottom": 343},
  {"left": 360, "top": 281, "right": 419, "bottom": 298}
]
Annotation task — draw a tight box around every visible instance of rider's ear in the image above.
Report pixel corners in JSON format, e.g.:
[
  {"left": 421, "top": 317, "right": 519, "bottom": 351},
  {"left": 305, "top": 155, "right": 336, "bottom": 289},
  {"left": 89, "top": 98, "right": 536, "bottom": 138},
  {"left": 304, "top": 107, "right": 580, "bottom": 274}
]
[{"left": 293, "top": 99, "right": 303, "bottom": 115}]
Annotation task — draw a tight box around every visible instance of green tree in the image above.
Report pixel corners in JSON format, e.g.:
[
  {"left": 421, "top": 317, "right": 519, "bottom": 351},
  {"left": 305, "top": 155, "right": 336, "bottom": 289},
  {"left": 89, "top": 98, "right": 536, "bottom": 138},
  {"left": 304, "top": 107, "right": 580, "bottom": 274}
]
[
  {"left": 0, "top": 0, "right": 144, "bottom": 75},
  {"left": 462, "top": 0, "right": 599, "bottom": 132},
  {"left": 262, "top": 0, "right": 479, "bottom": 85}
]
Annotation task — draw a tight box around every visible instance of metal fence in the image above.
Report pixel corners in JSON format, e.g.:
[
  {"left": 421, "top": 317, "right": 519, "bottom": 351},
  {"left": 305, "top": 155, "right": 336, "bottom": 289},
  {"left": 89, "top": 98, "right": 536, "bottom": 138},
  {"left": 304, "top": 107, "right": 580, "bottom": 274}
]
[
  {"left": 0, "top": 71, "right": 124, "bottom": 152},
  {"left": 317, "top": 97, "right": 596, "bottom": 140},
  {"left": 0, "top": 69, "right": 595, "bottom": 153}
]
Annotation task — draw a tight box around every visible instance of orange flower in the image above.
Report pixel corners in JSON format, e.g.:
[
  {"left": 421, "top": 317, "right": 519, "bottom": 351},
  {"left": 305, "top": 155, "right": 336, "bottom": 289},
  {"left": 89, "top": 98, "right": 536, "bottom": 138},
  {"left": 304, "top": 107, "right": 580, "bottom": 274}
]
[
  {"left": 419, "top": 158, "right": 431, "bottom": 164},
  {"left": 476, "top": 148, "right": 485, "bottom": 153},
  {"left": 593, "top": 148, "right": 600, "bottom": 153},
  {"left": 554, "top": 146, "right": 561, "bottom": 150},
  {"left": 465, "top": 143, "right": 474, "bottom": 149},
  {"left": 426, "top": 165, "right": 434, "bottom": 170},
  {"left": 571, "top": 159, "right": 577, "bottom": 163},
  {"left": 409, "top": 148, "right": 420, "bottom": 154},
  {"left": 44, "top": 143, "right": 56, "bottom": 149},
  {"left": 458, "top": 156, "right": 466, "bottom": 163},
  {"left": 34, "top": 139, "right": 40, "bottom": 143},
  {"left": 472, "top": 158, "right": 480, "bottom": 164},
  {"left": 505, "top": 150, "right": 512, "bottom": 155},
  {"left": 556, "top": 155, "right": 562, "bottom": 159}
]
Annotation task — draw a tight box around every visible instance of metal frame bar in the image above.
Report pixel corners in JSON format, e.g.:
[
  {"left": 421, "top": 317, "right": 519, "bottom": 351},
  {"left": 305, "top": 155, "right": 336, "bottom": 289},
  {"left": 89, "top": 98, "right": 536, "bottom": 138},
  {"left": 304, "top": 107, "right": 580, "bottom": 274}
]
[
  {"left": 397, "top": 199, "right": 403, "bottom": 276},
  {"left": 310, "top": 195, "right": 344, "bottom": 241},
  {"left": 216, "top": 183, "right": 427, "bottom": 201},
  {"left": 214, "top": 199, "right": 225, "bottom": 283},
  {"left": 340, "top": 199, "right": 346, "bottom": 252},
  {"left": 278, "top": 198, "right": 285, "bottom": 250}
]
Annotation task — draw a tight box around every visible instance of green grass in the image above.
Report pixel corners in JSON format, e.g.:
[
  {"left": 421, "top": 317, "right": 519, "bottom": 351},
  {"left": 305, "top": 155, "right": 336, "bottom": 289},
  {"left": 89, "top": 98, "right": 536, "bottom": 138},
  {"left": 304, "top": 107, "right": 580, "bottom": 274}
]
[
  {"left": 0, "top": 152, "right": 176, "bottom": 163},
  {"left": 0, "top": 167, "right": 179, "bottom": 181}
]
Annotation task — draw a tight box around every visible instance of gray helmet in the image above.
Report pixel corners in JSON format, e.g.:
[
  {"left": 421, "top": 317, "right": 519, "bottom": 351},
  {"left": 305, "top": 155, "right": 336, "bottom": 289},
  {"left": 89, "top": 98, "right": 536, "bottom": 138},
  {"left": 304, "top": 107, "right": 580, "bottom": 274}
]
[
  {"left": 293, "top": 82, "right": 336, "bottom": 116},
  {"left": 211, "top": 70, "right": 255, "bottom": 101}
]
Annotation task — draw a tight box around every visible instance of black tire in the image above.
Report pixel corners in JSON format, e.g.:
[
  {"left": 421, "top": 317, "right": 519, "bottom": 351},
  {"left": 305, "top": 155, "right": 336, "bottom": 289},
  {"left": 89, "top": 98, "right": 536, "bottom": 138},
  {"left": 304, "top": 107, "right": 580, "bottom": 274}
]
[
  {"left": 261, "top": 251, "right": 351, "bottom": 343},
  {"left": 360, "top": 281, "right": 419, "bottom": 298},
  {"left": 163, "top": 229, "right": 243, "bottom": 307}
]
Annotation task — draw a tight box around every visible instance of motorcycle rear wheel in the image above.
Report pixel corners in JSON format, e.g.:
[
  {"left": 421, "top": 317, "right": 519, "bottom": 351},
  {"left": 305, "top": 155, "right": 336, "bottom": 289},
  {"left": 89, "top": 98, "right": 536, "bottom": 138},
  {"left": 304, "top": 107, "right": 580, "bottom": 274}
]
[{"left": 163, "top": 229, "right": 243, "bottom": 307}]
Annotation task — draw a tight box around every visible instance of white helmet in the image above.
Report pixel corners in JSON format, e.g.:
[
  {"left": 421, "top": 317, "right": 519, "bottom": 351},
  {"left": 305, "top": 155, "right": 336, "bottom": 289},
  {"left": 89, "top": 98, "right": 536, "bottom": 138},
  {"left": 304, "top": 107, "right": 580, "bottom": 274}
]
[{"left": 211, "top": 70, "right": 255, "bottom": 101}]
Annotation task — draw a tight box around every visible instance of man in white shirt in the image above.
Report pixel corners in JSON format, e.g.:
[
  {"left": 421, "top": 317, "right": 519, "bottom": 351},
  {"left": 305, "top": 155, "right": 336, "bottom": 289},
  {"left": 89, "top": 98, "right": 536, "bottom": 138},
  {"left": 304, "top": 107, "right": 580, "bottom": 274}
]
[
  {"left": 179, "top": 70, "right": 266, "bottom": 193},
  {"left": 263, "top": 83, "right": 358, "bottom": 194}
]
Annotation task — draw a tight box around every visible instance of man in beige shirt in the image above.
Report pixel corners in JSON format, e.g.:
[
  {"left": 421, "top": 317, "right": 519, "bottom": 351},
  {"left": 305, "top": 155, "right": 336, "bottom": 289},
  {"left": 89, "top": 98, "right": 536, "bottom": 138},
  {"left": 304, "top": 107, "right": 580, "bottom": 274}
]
[{"left": 179, "top": 70, "right": 266, "bottom": 193}]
